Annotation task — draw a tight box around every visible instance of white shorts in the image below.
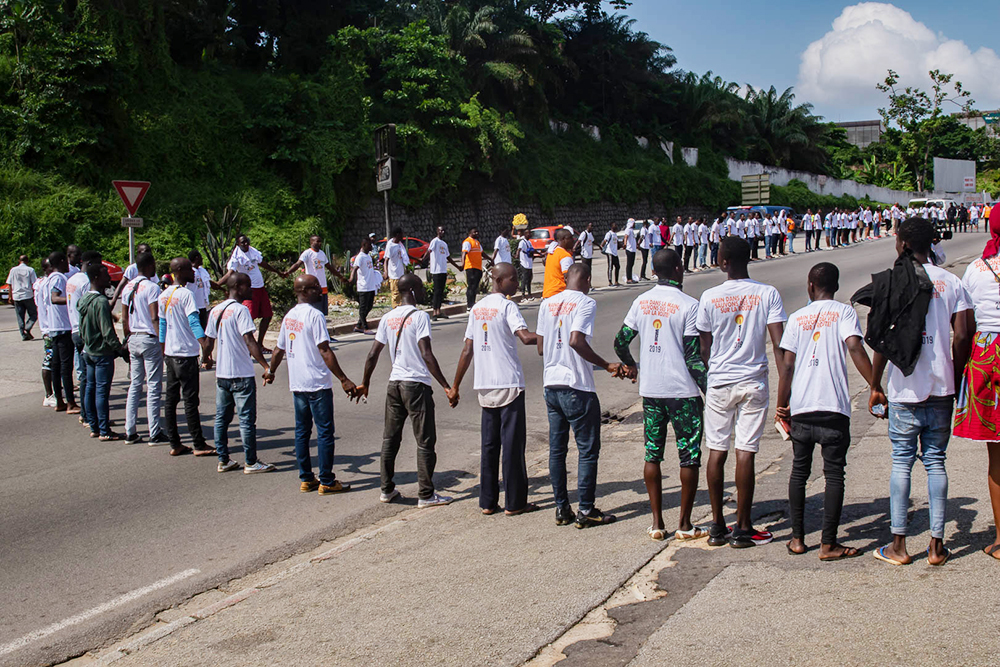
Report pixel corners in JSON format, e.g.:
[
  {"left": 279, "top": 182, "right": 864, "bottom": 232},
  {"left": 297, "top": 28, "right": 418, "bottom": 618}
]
[{"left": 704, "top": 379, "right": 769, "bottom": 453}]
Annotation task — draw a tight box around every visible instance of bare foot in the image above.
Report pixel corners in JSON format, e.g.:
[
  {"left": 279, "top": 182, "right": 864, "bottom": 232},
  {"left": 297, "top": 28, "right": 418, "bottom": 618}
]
[
  {"left": 819, "top": 543, "right": 861, "bottom": 560},
  {"left": 984, "top": 542, "right": 1000, "bottom": 560},
  {"left": 880, "top": 543, "right": 912, "bottom": 565},
  {"left": 787, "top": 537, "right": 808, "bottom": 555}
]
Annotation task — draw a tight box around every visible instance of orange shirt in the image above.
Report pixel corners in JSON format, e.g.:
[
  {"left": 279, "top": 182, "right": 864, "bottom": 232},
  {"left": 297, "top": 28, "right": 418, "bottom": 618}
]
[
  {"left": 543, "top": 247, "right": 573, "bottom": 298},
  {"left": 463, "top": 237, "right": 483, "bottom": 271}
]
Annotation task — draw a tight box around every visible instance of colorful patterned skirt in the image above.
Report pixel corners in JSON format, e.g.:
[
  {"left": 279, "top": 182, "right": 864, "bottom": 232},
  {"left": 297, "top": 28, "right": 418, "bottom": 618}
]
[{"left": 954, "top": 331, "right": 1000, "bottom": 441}]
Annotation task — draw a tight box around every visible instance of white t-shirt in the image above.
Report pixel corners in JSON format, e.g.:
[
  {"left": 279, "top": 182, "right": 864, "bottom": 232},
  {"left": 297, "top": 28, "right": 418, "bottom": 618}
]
[
  {"left": 6, "top": 264, "right": 37, "bottom": 301},
  {"left": 375, "top": 306, "right": 433, "bottom": 386},
  {"left": 45, "top": 273, "right": 72, "bottom": 332},
  {"left": 298, "top": 249, "right": 329, "bottom": 286},
  {"left": 158, "top": 285, "right": 200, "bottom": 357},
  {"left": 123, "top": 276, "right": 161, "bottom": 336},
  {"left": 67, "top": 265, "right": 81, "bottom": 278},
  {"left": 710, "top": 221, "right": 721, "bottom": 243},
  {"left": 623, "top": 285, "right": 700, "bottom": 399},
  {"left": 886, "top": 263, "right": 971, "bottom": 403},
  {"left": 625, "top": 226, "right": 637, "bottom": 252},
  {"left": 465, "top": 293, "right": 529, "bottom": 390},
  {"left": 353, "top": 252, "right": 379, "bottom": 293},
  {"left": 276, "top": 303, "right": 333, "bottom": 393},
  {"left": 602, "top": 231, "right": 618, "bottom": 255},
  {"left": 648, "top": 225, "right": 661, "bottom": 247},
  {"left": 66, "top": 271, "right": 91, "bottom": 333},
  {"left": 494, "top": 236, "right": 512, "bottom": 264},
  {"left": 963, "top": 257, "right": 1000, "bottom": 332},
  {"left": 683, "top": 224, "right": 695, "bottom": 246},
  {"left": 427, "top": 237, "right": 449, "bottom": 275},
  {"left": 124, "top": 263, "right": 160, "bottom": 284},
  {"left": 671, "top": 224, "right": 683, "bottom": 245},
  {"left": 698, "top": 224, "right": 710, "bottom": 244},
  {"left": 517, "top": 238, "right": 533, "bottom": 267},
  {"left": 536, "top": 289, "right": 598, "bottom": 392},
  {"left": 780, "top": 300, "right": 863, "bottom": 417},
  {"left": 639, "top": 227, "right": 650, "bottom": 250},
  {"left": 578, "top": 231, "right": 594, "bottom": 259},
  {"left": 192, "top": 266, "right": 212, "bottom": 309},
  {"left": 206, "top": 299, "right": 257, "bottom": 379},
  {"left": 34, "top": 276, "right": 50, "bottom": 335},
  {"left": 384, "top": 239, "right": 407, "bottom": 279},
  {"left": 228, "top": 247, "right": 264, "bottom": 288},
  {"left": 697, "top": 279, "right": 786, "bottom": 385}
]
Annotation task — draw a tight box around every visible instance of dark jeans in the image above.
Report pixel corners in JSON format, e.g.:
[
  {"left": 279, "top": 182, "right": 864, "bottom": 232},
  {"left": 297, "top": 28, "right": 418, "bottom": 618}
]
[
  {"left": 683, "top": 245, "right": 694, "bottom": 270},
  {"left": 310, "top": 297, "right": 329, "bottom": 315},
  {"left": 83, "top": 354, "right": 115, "bottom": 436},
  {"left": 788, "top": 414, "right": 851, "bottom": 545},
  {"left": 639, "top": 248, "right": 649, "bottom": 279},
  {"left": 293, "top": 388, "right": 337, "bottom": 485},
  {"left": 606, "top": 254, "right": 619, "bottom": 284},
  {"left": 466, "top": 268, "right": 483, "bottom": 309},
  {"left": 625, "top": 250, "right": 635, "bottom": 281},
  {"left": 545, "top": 387, "right": 602, "bottom": 514},
  {"left": 382, "top": 381, "right": 437, "bottom": 499},
  {"left": 430, "top": 272, "right": 447, "bottom": 311},
  {"left": 15, "top": 299, "right": 37, "bottom": 338},
  {"left": 480, "top": 391, "right": 528, "bottom": 511},
  {"left": 518, "top": 265, "right": 533, "bottom": 295},
  {"left": 582, "top": 257, "right": 592, "bottom": 269},
  {"left": 164, "top": 355, "right": 208, "bottom": 449},
  {"left": 72, "top": 332, "right": 89, "bottom": 424},
  {"left": 357, "top": 290, "right": 375, "bottom": 330},
  {"left": 710, "top": 242, "right": 719, "bottom": 266},
  {"left": 50, "top": 330, "right": 74, "bottom": 404},
  {"left": 214, "top": 376, "right": 258, "bottom": 465},
  {"left": 749, "top": 237, "right": 758, "bottom": 259}
]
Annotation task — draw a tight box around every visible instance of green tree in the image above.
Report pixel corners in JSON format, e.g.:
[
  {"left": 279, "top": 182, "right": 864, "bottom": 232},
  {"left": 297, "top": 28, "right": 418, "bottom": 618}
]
[{"left": 741, "top": 85, "right": 834, "bottom": 173}]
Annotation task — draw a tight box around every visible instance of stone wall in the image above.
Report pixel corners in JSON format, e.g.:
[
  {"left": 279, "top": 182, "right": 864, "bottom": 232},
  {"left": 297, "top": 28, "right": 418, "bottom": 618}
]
[
  {"left": 342, "top": 187, "right": 713, "bottom": 251},
  {"left": 725, "top": 158, "right": 917, "bottom": 204}
]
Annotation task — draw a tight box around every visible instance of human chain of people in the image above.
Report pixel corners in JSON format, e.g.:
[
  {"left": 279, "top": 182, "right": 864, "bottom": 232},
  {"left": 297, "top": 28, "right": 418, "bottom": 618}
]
[{"left": 4, "top": 205, "right": 999, "bottom": 564}]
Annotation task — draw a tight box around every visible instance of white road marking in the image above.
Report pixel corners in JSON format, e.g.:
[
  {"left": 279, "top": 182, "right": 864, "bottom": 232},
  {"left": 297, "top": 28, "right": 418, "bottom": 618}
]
[{"left": 0, "top": 569, "right": 200, "bottom": 657}]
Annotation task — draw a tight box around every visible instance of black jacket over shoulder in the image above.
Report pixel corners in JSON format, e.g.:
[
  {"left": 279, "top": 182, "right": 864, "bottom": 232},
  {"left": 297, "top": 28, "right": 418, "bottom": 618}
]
[{"left": 851, "top": 251, "right": 933, "bottom": 377}]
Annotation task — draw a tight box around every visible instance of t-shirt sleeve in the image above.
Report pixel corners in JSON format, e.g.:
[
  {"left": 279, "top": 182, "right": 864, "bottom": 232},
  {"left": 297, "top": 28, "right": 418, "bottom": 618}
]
[
  {"left": 504, "top": 301, "right": 528, "bottom": 332},
  {"left": 464, "top": 310, "right": 476, "bottom": 341},
  {"left": 779, "top": 319, "right": 798, "bottom": 353},
  {"left": 299, "top": 250, "right": 310, "bottom": 263},
  {"left": 182, "top": 290, "right": 198, "bottom": 317},
  {"left": 840, "top": 307, "right": 863, "bottom": 341},
  {"left": 276, "top": 321, "right": 288, "bottom": 351},
  {"left": 696, "top": 298, "right": 712, "bottom": 333},
  {"left": 683, "top": 301, "right": 699, "bottom": 337},
  {"left": 237, "top": 306, "right": 256, "bottom": 336},
  {"left": 227, "top": 252, "right": 240, "bottom": 272},
  {"left": 571, "top": 299, "right": 597, "bottom": 336},
  {"left": 559, "top": 256, "right": 573, "bottom": 272},
  {"left": 953, "top": 278, "right": 973, "bottom": 314},
  {"left": 766, "top": 287, "right": 787, "bottom": 324},
  {"left": 375, "top": 316, "right": 390, "bottom": 345},
  {"left": 622, "top": 299, "right": 639, "bottom": 330},
  {"left": 535, "top": 302, "right": 547, "bottom": 338},
  {"left": 311, "top": 311, "right": 330, "bottom": 348},
  {"left": 412, "top": 312, "right": 431, "bottom": 341},
  {"left": 205, "top": 308, "right": 219, "bottom": 339},
  {"left": 50, "top": 274, "right": 66, "bottom": 295},
  {"left": 462, "top": 241, "right": 471, "bottom": 253}
]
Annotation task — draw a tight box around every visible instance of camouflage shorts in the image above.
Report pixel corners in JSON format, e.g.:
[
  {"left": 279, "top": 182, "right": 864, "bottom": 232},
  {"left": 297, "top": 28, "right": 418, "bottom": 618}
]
[
  {"left": 643, "top": 396, "right": 703, "bottom": 467},
  {"left": 42, "top": 334, "right": 54, "bottom": 371}
]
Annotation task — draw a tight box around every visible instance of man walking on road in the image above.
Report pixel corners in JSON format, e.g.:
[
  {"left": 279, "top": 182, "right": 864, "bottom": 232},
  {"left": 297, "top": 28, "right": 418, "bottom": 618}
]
[
  {"left": 384, "top": 227, "right": 409, "bottom": 307},
  {"left": 776, "top": 263, "right": 873, "bottom": 560},
  {"left": 267, "top": 274, "right": 357, "bottom": 495},
  {"left": 122, "top": 252, "right": 166, "bottom": 444},
  {"left": 615, "top": 249, "right": 708, "bottom": 541},
  {"left": 543, "top": 228, "right": 575, "bottom": 298},
  {"left": 624, "top": 219, "right": 638, "bottom": 283},
  {"left": 45, "top": 251, "right": 80, "bottom": 414},
  {"left": 7, "top": 255, "right": 38, "bottom": 340},
  {"left": 516, "top": 228, "right": 535, "bottom": 298},
  {"left": 462, "top": 227, "right": 485, "bottom": 311},
  {"left": 427, "top": 226, "right": 461, "bottom": 320},
  {"left": 350, "top": 236, "right": 380, "bottom": 334},
  {"left": 159, "top": 257, "right": 214, "bottom": 457},
  {"left": 697, "top": 237, "right": 786, "bottom": 548},
  {"left": 77, "top": 263, "right": 124, "bottom": 441},
  {"left": 204, "top": 272, "right": 276, "bottom": 474},
  {"left": 493, "top": 226, "right": 514, "bottom": 267},
  {"left": 537, "top": 263, "right": 624, "bottom": 528},
  {"left": 869, "top": 218, "right": 972, "bottom": 566},
  {"left": 575, "top": 223, "right": 594, "bottom": 269},
  {"left": 448, "top": 263, "right": 538, "bottom": 515},
  {"left": 356, "top": 273, "right": 453, "bottom": 507}
]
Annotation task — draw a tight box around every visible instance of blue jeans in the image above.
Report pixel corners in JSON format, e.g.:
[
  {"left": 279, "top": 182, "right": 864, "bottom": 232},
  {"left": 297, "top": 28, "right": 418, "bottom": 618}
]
[
  {"left": 888, "top": 398, "right": 953, "bottom": 539},
  {"left": 215, "top": 377, "right": 258, "bottom": 465},
  {"left": 787, "top": 232, "right": 796, "bottom": 253},
  {"left": 72, "top": 332, "right": 89, "bottom": 424},
  {"left": 763, "top": 235, "right": 772, "bottom": 258},
  {"left": 293, "top": 388, "right": 337, "bottom": 485},
  {"left": 710, "top": 242, "right": 719, "bottom": 266},
  {"left": 84, "top": 354, "right": 115, "bottom": 436},
  {"left": 696, "top": 243, "right": 707, "bottom": 267},
  {"left": 545, "top": 387, "right": 602, "bottom": 514}
]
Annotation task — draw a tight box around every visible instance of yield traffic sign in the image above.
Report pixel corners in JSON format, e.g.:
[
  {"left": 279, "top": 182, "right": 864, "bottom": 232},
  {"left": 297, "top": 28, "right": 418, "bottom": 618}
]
[{"left": 112, "top": 180, "right": 150, "bottom": 217}]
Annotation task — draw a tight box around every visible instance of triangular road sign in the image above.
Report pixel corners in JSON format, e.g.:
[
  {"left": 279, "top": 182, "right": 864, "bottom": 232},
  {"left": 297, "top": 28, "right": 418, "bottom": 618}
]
[{"left": 112, "top": 180, "right": 151, "bottom": 217}]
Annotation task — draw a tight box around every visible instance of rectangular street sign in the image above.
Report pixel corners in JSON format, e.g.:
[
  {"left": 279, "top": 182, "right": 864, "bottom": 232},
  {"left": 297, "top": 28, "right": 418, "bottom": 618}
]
[
  {"left": 121, "top": 217, "right": 144, "bottom": 228},
  {"left": 742, "top": 173, "right": 770, "bottom": 205},
  {"left": 984, "top": 112, "right": 999, "bottom": 125},
  {"left": 376, "top": 157, "right": 396, "bottom": 192}
]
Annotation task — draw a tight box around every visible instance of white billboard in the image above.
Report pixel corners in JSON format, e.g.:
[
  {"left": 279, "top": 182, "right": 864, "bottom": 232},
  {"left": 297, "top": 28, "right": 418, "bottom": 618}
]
[{"left": 933, "top": 157, "right": 976, "bottom": 193}]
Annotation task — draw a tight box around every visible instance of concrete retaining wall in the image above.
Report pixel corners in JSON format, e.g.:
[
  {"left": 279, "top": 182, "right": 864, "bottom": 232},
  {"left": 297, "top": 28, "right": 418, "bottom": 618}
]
[{"left": 725, "top": 158, "right": 915, "bottom": 204}]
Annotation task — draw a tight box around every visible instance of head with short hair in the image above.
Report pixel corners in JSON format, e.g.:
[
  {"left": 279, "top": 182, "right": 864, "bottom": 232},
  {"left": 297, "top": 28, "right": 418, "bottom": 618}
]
[
  {"left": 468, "top": 226, "right": 479, "bottom": 239},
  {"left": 310, "top": 234, "right": 323, "bottom": 250},
  {"left": 86, "top": 262, "right": 110, "bottom": 290},
  {"left": 228, "top": 272, "right": 252, "bottom": 301},
  {"left": 66, "top": 245, "right": 81, "bottom": 265},
  {"left": 41, "top": 258, "right": 51, "bottom": 274},
  {"left": 361, "top": 236, "right": 373, "bottom": 251},
  {"left": 136, "top": 252, "right": 156, "bottom": 277},
  {"left": 187, "top": 250, "right": 202, "bottom": 266},
  {"left": 48, "top": 251, "right": 68, "bottom": 273},
  {"left": 436, "top": 226, "right": 445, "bottom": 238},
  {"left": 492, "top": 262, "right": 518, "bottom": 297},
  {"left": 652, "top": 248, "right": 683, "bottom": 284},
  {"left": 610, "top": 221, "right": 618, "bottom": 231},
  {"left": 565, "top": 262, "right": 591, "bottom": 293},
  {"left": 19, "top": 254, "right": 28, "bottom": 264},
  {"left": 397, "top": 272, "right": 425, "bottom": 304},
  {"left": 169, "top": 257, "right": 194, "bottom": 285},
  {"left": 807, "top": 262, "right": 839, "bottom": 300},
  {"left": 555, "top": 228, "right": 574, "bottom": 249},
  {"left": 136, "top": 243, "right": 152, "bottom": 256},
  {"left": 293, "top": 273, "right": 321, "bottom": 303},
  {"left": 236, "top": 235, "right": 250, "bottom": 252},
  {"left": 80, "top": 250, "right": 102, "bottom": 271},
  {"left": 718, "top": 237, "right": 750, "bottom": 276},
  {"left": 390, "top": 227, "right": 403, "bottom": 241},
  {"left": 897, "top": 216, "right": 936, "bottom": 256}
]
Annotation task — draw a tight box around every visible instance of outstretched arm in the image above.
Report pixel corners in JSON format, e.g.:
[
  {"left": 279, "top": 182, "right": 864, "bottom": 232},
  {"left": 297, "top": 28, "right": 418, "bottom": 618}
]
[
  {"left": 318, "top": 341, "right": 356, "bottom": 395},
  {"left": 569, "top": 331, "right": 622, "bottom": 377},
  {"left": 356, "top": 340, "right": 385, "bottom": 402},
  {"left": 447, "top": 339, "right": 474, "bottom": 408},
  {"left": 283, "top": 259, "right": 304, "bottom": 278},
  {"left": 845, "top": 336, "right": 873, "bottom": 386},
  {"left": 418, "top": 337, "right": 451, "bottom": 392}
]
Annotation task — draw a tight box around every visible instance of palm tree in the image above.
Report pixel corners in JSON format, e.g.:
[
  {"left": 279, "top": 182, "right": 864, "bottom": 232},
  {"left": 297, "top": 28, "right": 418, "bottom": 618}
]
[{"left": 742, "top": 85, "right": 833, "bottom": 172}]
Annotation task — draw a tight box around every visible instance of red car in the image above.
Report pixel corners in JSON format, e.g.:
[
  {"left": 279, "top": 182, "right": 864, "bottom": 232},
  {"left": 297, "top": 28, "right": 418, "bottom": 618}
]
[
  {"left": 2, "top": 260, "right": 123, "bottom": 303},
  {"left": 374, "top": 237, "right": 430, "bottom": 266},
  {"left": 528, "top": 226, "right": 564, "bottom": 253}
]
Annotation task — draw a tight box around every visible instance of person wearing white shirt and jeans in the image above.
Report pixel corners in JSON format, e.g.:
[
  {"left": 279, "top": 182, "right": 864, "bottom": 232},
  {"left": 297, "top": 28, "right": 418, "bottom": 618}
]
[
  {"left": 426, "top": 226, "right": 462, "bottom": 320},
  {"left": 357, "top": 274, "right": 454, "bottom": 507},
  {"left": 122, "top": 252, "right": 166, "bottom": 444},
  {"left": 267, "top": 274, "right": 358, "bottom": 495},
  {"left": 869, "top": 218, "right": 973, "bottom": 566},
  {"left": 537, "top": 264, "right": 624, "bottom": 528},
  {"left": 696, "top": 218, "right": 709, "bottom": 269},
  {"left": 45, "top": 251, "right": 80, "bottom": 414},
  {"left": 203, "top": 272, "right": 276, "bottom": 474},
  {"left": 7, "top": 255, "right": 38, "bottom": 340},
  {"left": 283, "top": 235, "right": 346, "bottom": 316},
  {"left": 776, "top": 263, "right": 873, "bottom": 560},
  {"left": 697, "top": 237, "right": 786, "bottom": 548},
  {"left": 67, "top": 252, "right": 100, "bottom": 427}
]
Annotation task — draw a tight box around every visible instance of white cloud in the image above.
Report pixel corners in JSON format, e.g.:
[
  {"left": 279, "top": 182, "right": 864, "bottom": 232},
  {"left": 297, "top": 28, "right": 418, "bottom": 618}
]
[{"left": 797, "top": 2, "right": 1000, "bottom": 119}]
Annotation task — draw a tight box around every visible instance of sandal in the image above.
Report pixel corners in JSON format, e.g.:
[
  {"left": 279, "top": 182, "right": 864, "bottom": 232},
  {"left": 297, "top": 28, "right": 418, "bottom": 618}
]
[
  {"left": 819, "top": 544, "right": 861, "bottom": 561},
  {"left": 99, "top": 432, "right": 124, "bottom": 442},
  {"left": 873, "top": 544, "right": 907, "bottom": 566},
  {"left": 66, "top": 406, "right": 81, "bottom": 415},
  {"left": 674, "top": 526, "right": 708, "bottom": 541},
  {"left": 647, "top": 526, "right": 667, "bottom": 541},
  {"left": 481, "top": 506, "right": 501, "bottom": 515},
  {"left": 984, "top": 544, "right": 1000, "bottom": 561},
  {"left": 505, "top": 503, "right": 540, "bottom": 516},
  {"left": 927, "top": 547, "right": 951, "bottom": 567}
]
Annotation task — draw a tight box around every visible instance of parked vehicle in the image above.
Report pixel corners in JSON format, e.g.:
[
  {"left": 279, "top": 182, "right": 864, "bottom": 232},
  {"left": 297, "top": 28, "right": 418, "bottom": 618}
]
[{"left": 374, "top": 237, "right": 431, "bottom": 266}]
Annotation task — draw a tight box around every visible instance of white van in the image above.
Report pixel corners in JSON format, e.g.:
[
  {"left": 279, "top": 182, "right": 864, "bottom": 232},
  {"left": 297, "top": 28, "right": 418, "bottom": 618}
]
[{"left": 908, "top": 197, "right": 956, "bottom": 210}]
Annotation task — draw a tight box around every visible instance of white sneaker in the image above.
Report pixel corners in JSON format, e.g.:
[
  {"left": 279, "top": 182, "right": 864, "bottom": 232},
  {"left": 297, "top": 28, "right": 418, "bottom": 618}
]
[
  {"left": 379, "top": 488, "right": 401, "bottom": 503},
  {"left": 43, "top": 394, "right": 56, "bottom": 407},
  {"left": 244, "top": 461, "right": 276, "bottom": 474},
  {"left": 417, "top": 493, "right": 453, "bottom": 508},
  {"left": 218, "top": 460, "right": 240, "bottom": 473}
]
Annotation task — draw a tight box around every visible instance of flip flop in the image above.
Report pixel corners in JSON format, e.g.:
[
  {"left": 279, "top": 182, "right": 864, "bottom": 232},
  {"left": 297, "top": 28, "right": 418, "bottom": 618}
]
[
  {"left": 647, "top": 526, "right": 667, "bottom": 541},
  {"left": 984, "top": 544, "right": 1000, "bottom": 561},
  {"left": 819, "top": 545, "right": 862, "bottom": 561},
  {"left": 481, "top": 506, "right": 501, "bottom": 515},
  {"left": 674, "top": 526, "right": 708, "bottom": 541},
  {"left": 873, "top": 545, "right": 907, "bottom": 566},
  {"left": 926, "top": 547, "right": 951, "bottom": 567},
  {"left": 505, "top": 503, "right": 540, "bottom": 516}
]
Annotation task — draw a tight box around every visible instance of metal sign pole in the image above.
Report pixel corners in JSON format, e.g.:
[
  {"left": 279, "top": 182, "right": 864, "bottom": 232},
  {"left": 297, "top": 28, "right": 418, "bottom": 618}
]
[{"left": 128, "top": 227, "right": 135, "bottom": 267}]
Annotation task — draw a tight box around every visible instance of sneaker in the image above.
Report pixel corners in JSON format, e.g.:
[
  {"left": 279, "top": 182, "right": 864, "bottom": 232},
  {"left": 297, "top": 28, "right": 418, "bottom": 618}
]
[
  {"left": 379, "top": 489, "right": 401, "bottom": 503},
  {"left": 149, "top": 433, "right": 170, "bottom": 445},
  {"left": 318, "top": 480, "right": 351, "bottom": 495},
  {"left": 124, "top": 433, "right": 144, "bottom": 445},
  {"left": 417, "top": 493, "right": 453, "bottom": 508},
  {"left": 730, "top": 527, "right": 773, "bottom": 549},
  {"left": 575, "top": 508, "right": 617, "bottom": 529},
  {"left": 218, "top": 460, "right": 240, "bottom": 473},
  {"left": 43, "top": 395, "right": 56, "bottom": 408},
  {"left": 555, "top": 506, "right": 575, "bottom": 526},
  {"left": 300, "top": 479, "right": 320, "bottom": 493},
  {"left": 244, "top": 461, "right": 276, "bottom": 474},
  {"left": 707, "top": 523, "right": 733, "bottom": 546}
]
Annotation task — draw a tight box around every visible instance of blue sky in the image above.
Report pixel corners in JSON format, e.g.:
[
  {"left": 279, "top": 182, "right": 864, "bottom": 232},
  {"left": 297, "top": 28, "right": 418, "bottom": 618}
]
[{"left": 620, "top": 1, "right": 1000, "bottom": 122}]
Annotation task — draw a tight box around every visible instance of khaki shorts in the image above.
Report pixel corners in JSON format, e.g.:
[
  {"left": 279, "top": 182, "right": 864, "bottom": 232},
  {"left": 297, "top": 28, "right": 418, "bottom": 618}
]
[
  {"left": 704, "top": 379, "right": 769, "bottom": 453},
  {"left": 389, "top": 279, "right": 402, "bottom": 307}
]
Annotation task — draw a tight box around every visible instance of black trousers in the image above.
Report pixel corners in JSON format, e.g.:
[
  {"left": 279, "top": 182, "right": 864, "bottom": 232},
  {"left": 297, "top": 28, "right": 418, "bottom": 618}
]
[
  {"left": 381, "top": 381, "right": 437, "bottom": 500},
  {"left": 15, "top": 299, "right": 37, "bottom": 338},
  {"left": 198, "top": 308, "right": 209, "bottom": 330},
  {"left": 518, "top": 265, "right": 532, "bottom": 295},
  {"left": 50, "top": 331, "right": 75, "bottom": 403},
  {"left": 749, "top": 237, "right": 758, "bottom": 259},
  {"left": 639, "top": 248, "right": 649, "bottom": 279},
  {"left": 480, "top": 391, "right": 528, "bottom": 511},
  {"left": 788, "top": 414, "right": 850, "bottom": 545},
  {"left": 164, "top": 355, "right": 207, "bottom": 449},
  {"left": 357, "top": 290, "right": 375, "bottom": 330},
  {"left": 466, "top": 268, "right": 483, "bottom": 309},
  {"left": 606, "top": 254, "right": 619, "bottom": 284},
  {"left": 582, "top": 257, "right": 592, "bottom": 269},
  {"left": 430, "top": 272, "right": 447, "bottom": 311},
  {"left": 625, "top": 250, "right": 635, "bottom": 281},
  {"left": 683, "top": 245, "right": 694, "bottom": 270}
]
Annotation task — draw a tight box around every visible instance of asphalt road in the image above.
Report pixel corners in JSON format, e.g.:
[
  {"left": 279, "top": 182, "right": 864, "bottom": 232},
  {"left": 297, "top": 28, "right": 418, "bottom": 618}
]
[{"left": 0, "top": 231, "right": 989, "bottom": 666}]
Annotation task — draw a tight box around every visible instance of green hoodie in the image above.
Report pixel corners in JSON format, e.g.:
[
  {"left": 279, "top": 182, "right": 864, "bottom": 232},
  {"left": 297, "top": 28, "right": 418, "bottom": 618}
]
[{"left": 78, "top": 291, "right": 121, "bottom": 357}]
